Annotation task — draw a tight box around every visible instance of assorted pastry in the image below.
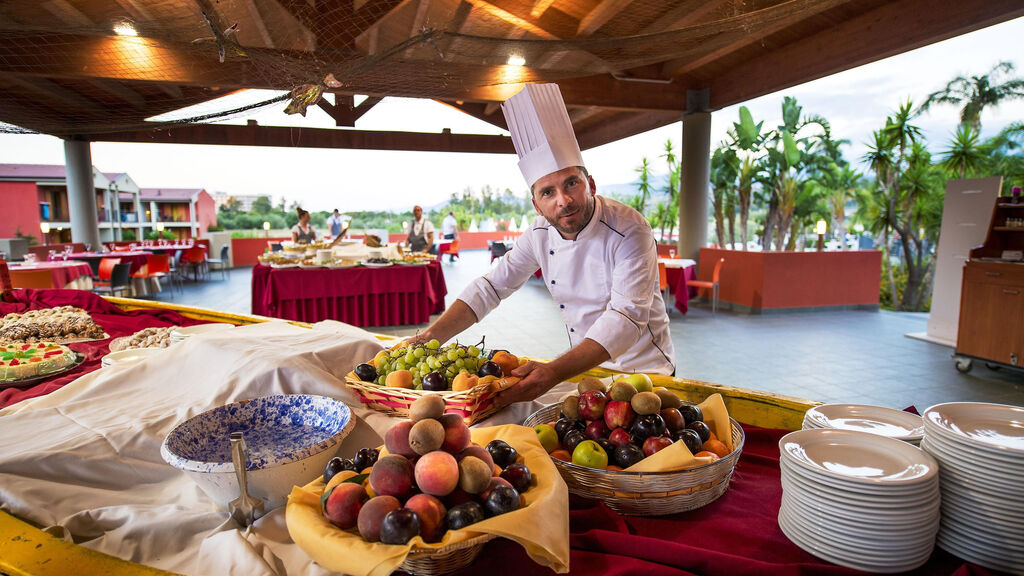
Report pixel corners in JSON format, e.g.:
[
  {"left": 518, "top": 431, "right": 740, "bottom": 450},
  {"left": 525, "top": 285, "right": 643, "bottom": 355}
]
[
  {"left": 108, "top": 327, "right": 175, "bottom": 352},
  {"left": 0, "top": 306, "right": 106, "bottom": 344}
]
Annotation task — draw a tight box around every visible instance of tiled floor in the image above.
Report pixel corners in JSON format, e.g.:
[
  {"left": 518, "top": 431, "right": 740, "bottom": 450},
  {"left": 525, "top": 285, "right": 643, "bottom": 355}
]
[{"left": 165, "top": 250, "right": 1024, "bottom": 411}]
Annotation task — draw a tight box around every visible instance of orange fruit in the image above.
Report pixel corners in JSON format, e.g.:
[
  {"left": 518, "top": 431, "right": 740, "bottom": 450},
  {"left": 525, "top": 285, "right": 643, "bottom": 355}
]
[
  {"left": 694, "top": 450, "right": 720, "bottom": 461},
  {"left": 550, "top": 449, "right": 572, "bottom": 462},
  {"left": 491, "top": 351, "right": 520, "bottom": 376},
  {"left": 702, "top": 438, "right": 730, "bottom": 458},
  {"left": 605, "top": 465, "right": 623, "bottom": 471}
]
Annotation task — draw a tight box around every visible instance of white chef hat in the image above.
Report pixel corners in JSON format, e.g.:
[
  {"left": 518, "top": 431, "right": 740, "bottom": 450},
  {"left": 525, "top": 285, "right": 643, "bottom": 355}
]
[{"left": 502, "top": 83, "right": 584, "bottom": 188}]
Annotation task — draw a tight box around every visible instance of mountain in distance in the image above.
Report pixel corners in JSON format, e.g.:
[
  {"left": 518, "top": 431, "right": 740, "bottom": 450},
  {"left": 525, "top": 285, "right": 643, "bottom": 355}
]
[{"left": 599, "top": 171, "right": 675, "bottom": 206}]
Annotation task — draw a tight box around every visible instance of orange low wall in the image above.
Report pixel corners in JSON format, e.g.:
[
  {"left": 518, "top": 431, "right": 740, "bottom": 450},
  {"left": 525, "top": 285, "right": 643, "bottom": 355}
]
[
  {"left": 230, "top": 232, "right": 526, "bottom": 266},
  {"left": 697, "top": 247, "right": 881, "bottom": 312}
]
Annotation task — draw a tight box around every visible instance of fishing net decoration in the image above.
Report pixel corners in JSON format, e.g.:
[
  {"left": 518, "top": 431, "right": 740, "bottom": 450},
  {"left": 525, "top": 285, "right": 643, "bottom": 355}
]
[{"left": 0, "top": 0, "right": 846, "bottom": 137}]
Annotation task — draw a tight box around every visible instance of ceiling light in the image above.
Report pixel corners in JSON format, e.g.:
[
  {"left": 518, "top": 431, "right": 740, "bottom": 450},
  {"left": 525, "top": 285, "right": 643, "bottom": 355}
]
[
  {"left": 113, "top": 22, "right": 138, "bottom": 36},
  {"left": 507, "top": 54, "right": 526, "bottom": 66}
]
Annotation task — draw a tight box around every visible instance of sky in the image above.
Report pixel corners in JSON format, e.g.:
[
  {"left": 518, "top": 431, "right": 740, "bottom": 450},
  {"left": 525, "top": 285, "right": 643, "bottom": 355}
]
[{"left": 1, "top": 16, "right": 1022, "bottom": 213}]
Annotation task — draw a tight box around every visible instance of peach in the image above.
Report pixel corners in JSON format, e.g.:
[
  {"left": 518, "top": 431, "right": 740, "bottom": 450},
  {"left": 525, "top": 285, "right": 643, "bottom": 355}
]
[
  {"left": 456, "top": 445, "right": 495, "bottom": 471},
  {"left": 491, "top": 351, "right": 520, "bottom": 377},
  {"left": 414, "top": 450, "right": 459, "bottom": 497},
  {"left": 405, "top": 493, "right": 448, "bottom": 542},
  {"left": 357, "top": 495, "right": 401, "bottom": 542},
  {"left": 440, "top": 414, "right": 472, "bottom": 454},
  {"left": 324, "top": 482, "right": 368, "bottom": 529},
  {"left": 384, "top": 421, "right": 417, "bottom": 458},
  {"left": 369, "top": 454, "right": 414, "bottom": 499}
]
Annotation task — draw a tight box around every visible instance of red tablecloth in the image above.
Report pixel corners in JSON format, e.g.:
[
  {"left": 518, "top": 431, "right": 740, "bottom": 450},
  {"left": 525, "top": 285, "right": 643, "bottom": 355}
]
[
  {"left": 8, "top": 261, "right": 93, "bottom": 289},
  {"left": 442, "top": 424, "right": 991, "bottom": 576},
  {"left": 0, "top": 289, "right": 208, "bottom": 409},
  {"left": 251, "top": 263, "right": 447, "bottom": 326},
  {"left": 665, "top": 264, "right": 697, "bottom": 315},
  {"left": 53, "top": 251, "right": 152, "bottom": 274}
]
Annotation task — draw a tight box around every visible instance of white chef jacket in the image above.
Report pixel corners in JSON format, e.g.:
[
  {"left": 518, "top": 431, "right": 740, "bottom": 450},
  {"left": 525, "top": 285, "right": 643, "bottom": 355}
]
[{"left": 458, "top": 195, "right": 675, "bottom": 374}]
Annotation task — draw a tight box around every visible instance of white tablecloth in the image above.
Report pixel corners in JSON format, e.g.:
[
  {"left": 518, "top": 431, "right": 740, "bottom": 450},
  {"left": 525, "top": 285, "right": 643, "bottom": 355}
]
[{"left": 0, "top": 321, "right": 575, "bottom": 575}]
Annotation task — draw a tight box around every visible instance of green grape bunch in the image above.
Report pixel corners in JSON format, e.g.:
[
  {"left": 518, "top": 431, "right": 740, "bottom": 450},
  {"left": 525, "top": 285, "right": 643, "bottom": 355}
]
[{"left": 367, "top": 338, "right": 489, "bottom": 391}]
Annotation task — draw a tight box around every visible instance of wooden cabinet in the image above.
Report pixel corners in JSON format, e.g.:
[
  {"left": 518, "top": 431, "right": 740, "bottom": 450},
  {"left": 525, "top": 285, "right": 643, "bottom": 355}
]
[{"left": 956, "top": 200, "right": 1024, "bottom": 368}]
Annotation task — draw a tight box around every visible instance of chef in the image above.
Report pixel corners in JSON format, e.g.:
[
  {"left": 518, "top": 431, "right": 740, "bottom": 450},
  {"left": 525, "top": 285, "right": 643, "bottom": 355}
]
[{"left": 410, "top": 83, "right": 675, "bottom": 407}]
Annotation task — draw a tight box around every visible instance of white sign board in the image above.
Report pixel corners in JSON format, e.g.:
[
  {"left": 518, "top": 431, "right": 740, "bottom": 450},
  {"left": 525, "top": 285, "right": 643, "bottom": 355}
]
[{"left": 920, "top": 177, "right": 1001, "bottom": 347}]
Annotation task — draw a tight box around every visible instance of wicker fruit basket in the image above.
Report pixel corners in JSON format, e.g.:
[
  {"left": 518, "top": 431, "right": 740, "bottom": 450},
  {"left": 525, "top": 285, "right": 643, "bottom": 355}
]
[
  {"left": 523, "top": 403, "right": 745, "bottom": 516},
  {"left": 400, "top": 534, "right": 496, "bottom": 575},
  {"left": 344, "top": 374, "right": 518, "bottom": 425}
]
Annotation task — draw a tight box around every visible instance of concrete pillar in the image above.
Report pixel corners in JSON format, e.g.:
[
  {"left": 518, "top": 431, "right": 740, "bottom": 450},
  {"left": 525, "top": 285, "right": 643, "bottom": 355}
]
[
  {"left": 678, "top": 89, "right": 712, "bottom": 262},
  {"left": 63, "top": 138, "right": 101, "bottom": 248}
]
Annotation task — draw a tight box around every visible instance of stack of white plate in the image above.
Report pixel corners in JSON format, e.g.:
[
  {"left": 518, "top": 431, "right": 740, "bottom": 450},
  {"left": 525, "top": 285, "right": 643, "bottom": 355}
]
[
  {"left": 920, "top": 402, "right": 1024, "bottom": 574},
  {"left": 169, "top": 323, "right": 234, "bottom": 344},
  {"left": 101, "top": 347, "right": 165, "bottom": 368},
  {"left": 803, "top": 404, "right": 924, "bottom": 445},
  {"left": 778, "top": 428, "right": 940, "bottom": 573}
]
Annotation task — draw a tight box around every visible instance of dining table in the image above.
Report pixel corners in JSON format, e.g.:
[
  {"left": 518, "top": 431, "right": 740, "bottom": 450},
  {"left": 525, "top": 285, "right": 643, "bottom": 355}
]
[
  {"left": 52, "top": 251, "right": 152, "bottom": 274},
  {"left": 251, "top": 261, "right": 447, "bottom": 326},
  {"left": 7, "top": 260, "right": 94, "bottom": 290},
  {"left": 660, "top": 257, "right": 697, "bottom": 314}
]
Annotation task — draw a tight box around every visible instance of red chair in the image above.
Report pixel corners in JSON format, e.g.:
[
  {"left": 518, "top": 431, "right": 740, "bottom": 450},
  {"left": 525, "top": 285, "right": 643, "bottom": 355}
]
[
  {"left": 180, "top": 247, "right": 207, "bottom": 281},
  {"left": 135, "top": 253, "right": 178, "bottom": 295},
  {"left": 658, "top": 261, "right": 670, "bottom": 307},
  {"left": 688, "top": 258, "right": 724, "bottom": 315},
  {"left": 437, "top": 240, "right": 460, "bottom": 263},
  {"left": 94, "top": 257, "right": 122, "bottom": 286}
]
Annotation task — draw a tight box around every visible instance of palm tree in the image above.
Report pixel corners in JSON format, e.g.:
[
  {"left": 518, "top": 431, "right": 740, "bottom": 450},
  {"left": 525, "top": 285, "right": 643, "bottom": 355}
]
[
  {"left": 634, "top": 158, "right": 652, "bottom": 214},
  {"left": 941, "top": 125, "right": 985, "bottom": 179},
  {"left": 919, "top": 61, "right": 1024, "bottom": 131}
]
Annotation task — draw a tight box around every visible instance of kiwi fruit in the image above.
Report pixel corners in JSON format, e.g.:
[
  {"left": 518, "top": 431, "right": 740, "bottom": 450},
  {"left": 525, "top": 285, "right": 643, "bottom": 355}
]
[
  {"left": 409, "top": 394, "right": 445, "bottom": 422},
  {"left": 630, "top": 391, "right": 662, "bottom": 415},
  {"left": 458, "top": 456, "right": 493, "bottom": 494},
  {"left": 609, "top": 380, "right": 638, "bottom": 402},
  {"left": 408, "top": 418, "right": 445, "bottom": 455},
  {"left": 576, "top": 377, "right": 607, "bottom": 394},
  {"left": 654, "top": 388, "right": 682, "bottom": 409},
  {"left": 561, "top": 394, "right": 581, "bottom": 419}
]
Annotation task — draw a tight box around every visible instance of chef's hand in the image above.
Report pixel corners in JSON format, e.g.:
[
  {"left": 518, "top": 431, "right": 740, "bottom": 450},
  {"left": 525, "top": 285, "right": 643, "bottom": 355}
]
[{"left": 495, "top": 361, "right": 559, "bottom": 408}]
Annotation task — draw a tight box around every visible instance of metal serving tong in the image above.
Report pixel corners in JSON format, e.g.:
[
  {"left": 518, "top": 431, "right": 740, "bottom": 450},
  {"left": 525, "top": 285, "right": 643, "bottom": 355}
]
[{"left": 229, "top": 432, "right": 264, "bottom": 526}]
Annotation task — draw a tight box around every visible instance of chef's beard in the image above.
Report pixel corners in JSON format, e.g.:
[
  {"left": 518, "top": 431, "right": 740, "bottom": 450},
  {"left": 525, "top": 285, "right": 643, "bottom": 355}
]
[{"left": 546, "top": 196, "right": 596, "bottom": 237}]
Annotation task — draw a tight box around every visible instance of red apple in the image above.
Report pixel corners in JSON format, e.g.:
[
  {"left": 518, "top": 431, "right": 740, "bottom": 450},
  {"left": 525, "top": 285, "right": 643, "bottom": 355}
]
[
  {"left": 578, "top": 389, "right": 608, "bottom": 421},
  {"left": 643, "top": 436, "right": 673, "bottom": 457},
  {"left": 660, "top": 408, "right": 686, "bottom": 433},
  {"left": 608, "top": 427, "right": 632, "bottom": 447},
  {"left": 604, "top": 400, "right": 636, "bottom": 430},
  {"left": 584, "top": 419, "right": 611, "bottom": 440}
]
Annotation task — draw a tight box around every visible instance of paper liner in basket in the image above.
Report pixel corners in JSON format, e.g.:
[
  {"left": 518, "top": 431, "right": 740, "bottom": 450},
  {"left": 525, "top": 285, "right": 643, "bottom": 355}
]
[
  {"left": 286, "top": 424, "right": 570, "bottom": 576},
  {"left": 624, "top": 393, "right": 732, "bottom": 473}
]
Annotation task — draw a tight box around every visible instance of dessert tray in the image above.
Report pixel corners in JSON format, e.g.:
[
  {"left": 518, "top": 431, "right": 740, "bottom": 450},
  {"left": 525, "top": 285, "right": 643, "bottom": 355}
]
[{"left": 0, "top": 352, "right": 85, "bottom": 389}]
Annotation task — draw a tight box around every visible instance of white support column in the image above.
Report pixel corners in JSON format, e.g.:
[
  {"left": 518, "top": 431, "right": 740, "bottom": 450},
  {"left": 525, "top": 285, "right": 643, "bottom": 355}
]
[
  {"left": 63, "top": 138, "right": 101, "bottom": 248},
  {"left": 679, "top": 89, "right": 712, "bottom": 262}
]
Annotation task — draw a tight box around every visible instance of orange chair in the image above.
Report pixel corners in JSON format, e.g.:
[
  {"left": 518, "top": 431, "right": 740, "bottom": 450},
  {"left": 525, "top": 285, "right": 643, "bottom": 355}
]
[
  {"left": 94, "top": 257, "right": 122, "bottom": 286},
  {"left": 657, "top": 261, "right": 670, "bottom": 307},
  {"left": 438, "top": 240, "right": 460, "bottom": 263},
  {"left": 180, "top": 247, "right": 208, "bottom": 281},
  {"left": 688, "top": 257, "right": 724, "bottom": 315},
  {"left": 135, "top": 253, "right": 178, "bottom": 295}
]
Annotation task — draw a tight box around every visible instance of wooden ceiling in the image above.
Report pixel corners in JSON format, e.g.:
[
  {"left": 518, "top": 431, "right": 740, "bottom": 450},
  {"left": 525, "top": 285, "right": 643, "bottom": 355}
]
[{"left": 0, "top": 0, "right": 1021, "bottom": 153}]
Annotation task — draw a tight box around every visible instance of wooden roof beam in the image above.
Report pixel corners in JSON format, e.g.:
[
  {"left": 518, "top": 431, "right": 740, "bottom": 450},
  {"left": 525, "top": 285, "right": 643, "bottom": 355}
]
[
  {"left": 89, "top": 123, "right": 516, "bottom": 153},
  {"left": 437, "top": 100, "right": 509, "bottom": 131},
  {"left": 276, "top": 0, "right": 409, "bottom": 52},
  {"left": 317, "top": 94, "right": 383, "bottom": 126},
  {"left": 575, "top": 109, "right": 680, "bottom": 150},
  {"left": 577, "top": 0, "right": 634, "bottom": 37},
  {"left": 708, "top": 0, "right": 1024, "bottom": 110}
]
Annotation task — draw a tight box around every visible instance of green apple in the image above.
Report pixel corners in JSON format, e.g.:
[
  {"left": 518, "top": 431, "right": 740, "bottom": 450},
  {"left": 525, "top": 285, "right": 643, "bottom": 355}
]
[
  {"left": 534, "top": 424, "right": 559, "bottom": 453},
  {"left": 571, "top": 440, "right": 609, "bottom": 469},
  {"left": 620, "top": 373, "right": 653, "bottom": 393}
]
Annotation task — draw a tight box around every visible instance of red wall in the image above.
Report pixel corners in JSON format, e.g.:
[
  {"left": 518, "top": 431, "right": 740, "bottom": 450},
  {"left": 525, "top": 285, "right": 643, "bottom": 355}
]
[
  {"left": 232, "top": 237, "right": 290, "bottom": 266},
  {"left": 697, "top": 247, "right": 881, "bottom": 311},
  {"left": 195, "top": 190, "right": 217, "bottom": 236},
  {"left": 0, "top": 182, "right": 42, "bottom": 239}
]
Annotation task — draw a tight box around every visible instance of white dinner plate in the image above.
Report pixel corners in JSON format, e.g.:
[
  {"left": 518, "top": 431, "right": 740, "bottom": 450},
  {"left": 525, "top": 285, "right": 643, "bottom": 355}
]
[
  {"left": 923, "top": 402, "right": 1024, "bottom": 454},
  {"left": 940, "top": 498, "right": 1024, "bottom": 537},
  {"left": 780, "top": 494, "right": 940, "bottom": 541},
  {"left": 270, "top": 262, "right": 299, "bottom": 269},
  {"left": 780, "top": 500, "right": 938, "bottom": 548},
  {"left": 920, "top": 435, "right": 1024, "bottom": 488},
  {"left": 780, "top": 479, "right": 941, "bottom": 525},
  {"left": 779, "top": 428, "right": 938, "bottom": 486},
  {"left": 937, "top": 532, "right": 1024, "bottom": 575},
  {"left": 102, "top": 347, "right": 165, "bottom": 367},
  {"left": 780, "top": 463, "right": 939, "bottom": 509},
  {"left": 804, "top": 404, "right": 925, "bottom": 440},
  {"left": 361, "top": 261, "right": 393, "bottom": 268},
  {"left": 297, "top": 263, "right": 325, "bottom": 269}
]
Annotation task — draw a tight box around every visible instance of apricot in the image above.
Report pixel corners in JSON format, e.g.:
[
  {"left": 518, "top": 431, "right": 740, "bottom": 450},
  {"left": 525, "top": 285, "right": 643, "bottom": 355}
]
[
  {"left": 384, "top": 421, "right": 417, "bottom": 459},
  {"left": 549, "top": 449, "right": 572, "bottom": 462},
  {"left": 702, "top": 438, "right": 730, "bottom": 459},
  {"left": 458, "top": 456, "right": 493, "bottom": 494},
  {"left": 323, "top": 482, "right": 368, "bottom": 529},
  {"left": 410, "top": 394, "right": 445, "bottom": 422},
  {"left": 605, "top": 465, "right": 623, "bottom": 471},
  {"left": 695, "top": 450, "right": 720, "bottom": 461},
  {"left": 491, "top": 351, "right": 520, "bottom": 377},
  {"left": 385, "top": 369, "right": 413, "bottom": 389},
  {"left": 439, "top": 414, "right": 472, "bottom": 454},
  {"left": 357, "top": 495, "right": 401, "bottom": 542},
  {"left": 452, "top": 372, "right": 479, "bottom": 392},
  {"left": 457, "top": 445, "right": 495, "bottom": 471},
  {"left": 405, "top": 494, "right": 448, "bottom": 542},
  {"left": 368, "top": 455, "right": 414, "bottom": 499},
  {"left": 415, "top": 450, "right": 460, "bottom": 497},
  {"left": 409, "top": 418, "right": 445, "bottom": 455}
]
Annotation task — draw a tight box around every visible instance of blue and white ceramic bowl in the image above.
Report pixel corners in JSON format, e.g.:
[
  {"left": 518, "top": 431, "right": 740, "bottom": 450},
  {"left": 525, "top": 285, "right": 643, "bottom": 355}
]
[{"left": 161, "top": 394, "right": 354, "bottom": 510}]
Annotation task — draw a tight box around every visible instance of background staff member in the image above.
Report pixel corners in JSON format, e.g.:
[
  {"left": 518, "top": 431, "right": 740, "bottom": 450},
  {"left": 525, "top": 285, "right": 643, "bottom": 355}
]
[
  {"left": 291, "top": 207, "right": 317, "bottom": 244},
  {"left": 405, "top": 205, "right": 435, "bottom": 253},
  {"left": 409, "top": 84, "right": 674, "bottom": 407}
]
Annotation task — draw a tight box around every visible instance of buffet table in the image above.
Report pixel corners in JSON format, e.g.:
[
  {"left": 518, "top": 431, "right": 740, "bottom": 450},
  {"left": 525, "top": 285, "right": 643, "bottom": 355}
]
[
  {"left": 0, "top": 292, "right": 996, "bottom": 576},
  {"left": 251, "top": 262, "right": 447, "bottom": 326},
  {"left": 8, "top": 261, "right": 94, "bottom": 290}
]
